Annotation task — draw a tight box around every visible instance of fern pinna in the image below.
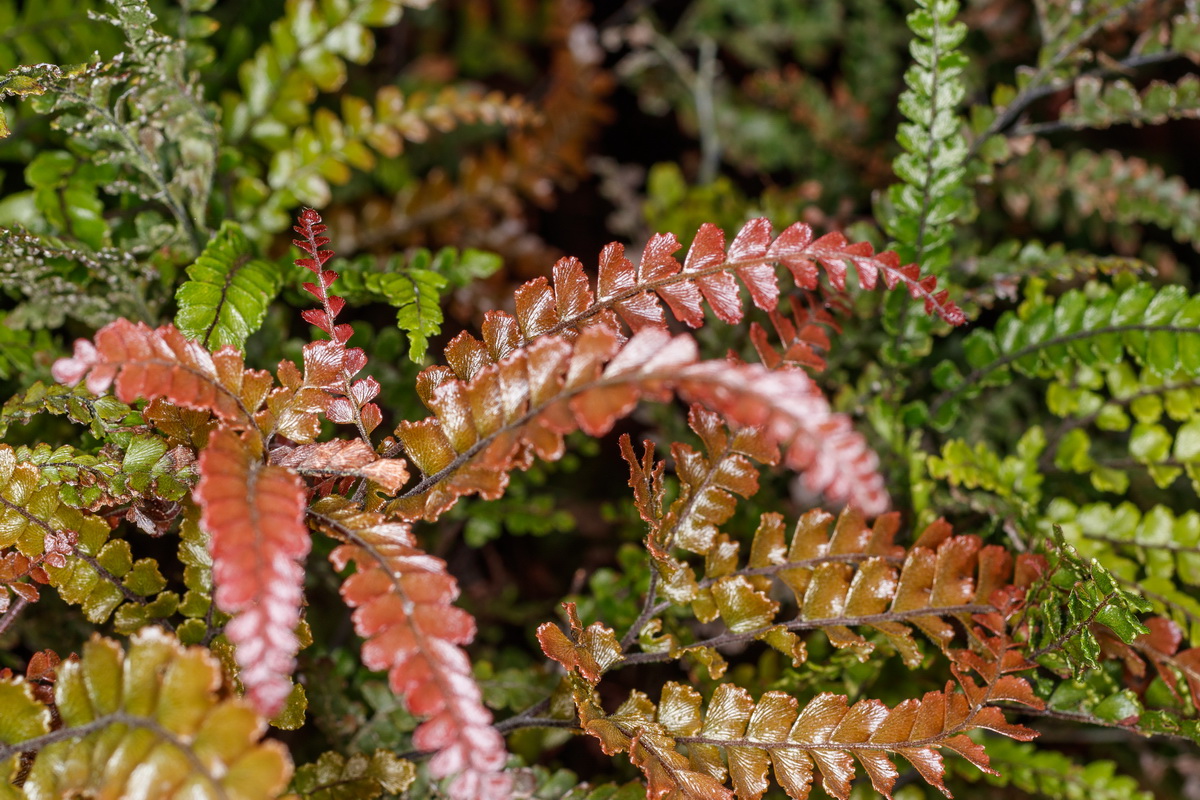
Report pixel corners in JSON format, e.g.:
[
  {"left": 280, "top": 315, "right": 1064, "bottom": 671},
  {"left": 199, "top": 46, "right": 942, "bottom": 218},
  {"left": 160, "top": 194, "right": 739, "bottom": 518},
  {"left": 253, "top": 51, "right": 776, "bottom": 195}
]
[{"left": 22, "top": 206, "right": 1051, "bottom": 800}]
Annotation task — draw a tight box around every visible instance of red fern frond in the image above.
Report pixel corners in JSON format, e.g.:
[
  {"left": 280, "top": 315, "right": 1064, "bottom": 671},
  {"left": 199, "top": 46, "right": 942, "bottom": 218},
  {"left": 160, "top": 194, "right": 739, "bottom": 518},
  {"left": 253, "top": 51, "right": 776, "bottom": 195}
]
[
  {"left": 434, "top": 219, "right": 963, "bottom": 382},
  {"left": 51, "top": 319, "right": 335, "bottom": 443},
  {"left": 311, "top": 497, "right": 511, "bottom": 800},
  {"left": 387, "top": 324, "right": 887, "bottom": 521},
  {"left": 293, "top": 209, "right": 383, "bottom": 438},
  {"left": 194, "top": 427, "right": 310, "bottom": 718},
  {"left": 52, "top": 319, "right": 269, "bottom": 425}
]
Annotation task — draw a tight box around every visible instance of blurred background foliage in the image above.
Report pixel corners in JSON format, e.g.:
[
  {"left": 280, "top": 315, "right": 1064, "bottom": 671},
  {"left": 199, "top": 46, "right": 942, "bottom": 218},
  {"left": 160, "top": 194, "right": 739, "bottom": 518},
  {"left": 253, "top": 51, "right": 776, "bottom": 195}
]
[{"left": 3, "top": 0, "right": 1200, "bottom": 797}]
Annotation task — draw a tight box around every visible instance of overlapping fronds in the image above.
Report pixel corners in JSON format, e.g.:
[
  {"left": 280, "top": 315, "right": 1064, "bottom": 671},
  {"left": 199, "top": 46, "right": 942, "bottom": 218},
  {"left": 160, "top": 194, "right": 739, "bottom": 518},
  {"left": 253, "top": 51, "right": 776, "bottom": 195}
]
[
  {"left": 269, "top": 440, "right": 409, "bottom": 495},
  {"left": 51, "top": 318, "right": 272, "bottom": 425},
  {"left": 0, "top": 628, "right": 292, "bottom": 798},
  {"left": 50, "top": 317, "right": 345, "bottom": 444},
  {"left": 630, "top": 488, "right": 1028, "bottom": 669},
  {"left": 175, "top": 221, "right": 282, "bottom": 350},
  {"left": 542, "top": 614, "right": 1041, "bottom": 800},
  {"left": 194, "top": 427, "right": 309, "bottom": 718},
  {"left": 388, "top": 324, "right": 888, "bottom": 521},
  {"left": 310, "top": 497, "right": 511, "bottom": 800}
]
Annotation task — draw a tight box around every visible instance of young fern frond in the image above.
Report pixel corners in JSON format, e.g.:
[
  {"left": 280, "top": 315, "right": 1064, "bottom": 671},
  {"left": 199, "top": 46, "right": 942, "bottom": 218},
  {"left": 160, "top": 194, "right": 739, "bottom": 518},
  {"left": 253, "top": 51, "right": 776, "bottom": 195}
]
[{"left": 432, "top": 217, "right": 963, "bottom": 384}]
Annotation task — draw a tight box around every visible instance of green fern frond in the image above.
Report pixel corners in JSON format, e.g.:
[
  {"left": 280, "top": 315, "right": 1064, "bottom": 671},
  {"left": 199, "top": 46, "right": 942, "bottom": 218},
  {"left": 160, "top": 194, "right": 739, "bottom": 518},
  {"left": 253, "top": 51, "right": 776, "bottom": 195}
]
[
  {"left": 931, "top": 279, "right": 1200, "bottom": 426},
  {"left": 334, "top": 247, "right": 502, "bottom": 361},
  {"left": 1047, "top": 499, "right": 1200, "bottom": 643},
  {"left": 1023, "top": 530, "right": 1151, "bottom": 676},
  {"left": 881, "top": 0, "right": 970, "bottom": 271},
  {"left": 175, "top": 221, "right": 282, "bottom": 350}
]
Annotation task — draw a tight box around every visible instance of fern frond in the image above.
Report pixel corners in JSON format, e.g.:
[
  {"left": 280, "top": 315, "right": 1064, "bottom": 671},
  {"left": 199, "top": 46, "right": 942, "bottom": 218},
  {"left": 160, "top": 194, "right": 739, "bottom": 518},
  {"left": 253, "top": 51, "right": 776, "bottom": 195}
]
[
  {"left": 310, "top": 496, "right": 511, "bottom": 800},
  {"left": 749, "top": 295, "right": 841, "bottom": 371},
  {"left": 194, "top": 427, "right": 310, "bottom": 718},
  {"left": 436, "top": 219, "right": 962, "bottom": 382},
  {"left": 1020, "top": 531, "right": 1152, "bottom": 676},
  {"left": 51, "top": 319, "right": 271, "bottom": 426},
  {"left": 1017, "top": 74, "right": 1200, "bottom": 135},
  {"left": 335, "top": 247, "right": 503, "bottom": 363},
  {"left": 0, "top": 444, "right": 163, "bottom": 626},
  {"left": 931, "top": 280, "right": 1200, "bottom": 424},
  {"left": 0, "top": 381, "right": 133, "bottom": 440},
  {"left": 633, "top": 503, "right": 1026, "bottom": 669},
  {"left": 544, "top": 622, "right": 1040, "bottom": 800},
  {"left": 175, "top": 221, "right": 283, "bottom": 351},
  {"left": 882, "top": 0, "right": 970, "bottom": 271},
  {"left": 0, "top": 628, "right": 292, "bottom": 798},
  {"left": 294, "top": 209, "right": 383, "bottom": 438},
  {"left": 0, "top": 227, "right": 153, "bottom": 329},
  {"left": 387, "top": 325, "right": 888, "bottom": 521},
  {"left": 51, "top": 318, "right": 342, "bottom": 443},
  {"left": 1048, "top": 499, "right": 1200, "bottom": 643}
]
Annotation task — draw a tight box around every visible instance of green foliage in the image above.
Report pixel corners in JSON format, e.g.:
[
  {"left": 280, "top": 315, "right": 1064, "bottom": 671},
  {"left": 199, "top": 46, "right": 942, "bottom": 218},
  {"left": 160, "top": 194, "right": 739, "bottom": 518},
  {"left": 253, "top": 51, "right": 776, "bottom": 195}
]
[
  {"left": 1048, "top": 500, "right": 1200, "bottom": 643},
  {"left": 1045, "top": 74, "right": 1200, "bottom": 132},
  {"left": 880, "top": 0, "right": 970, "bottom": 271},
  {"left": 175, "top": 221, "right": 282, "bottom": 350},
  {"left": 958, "top": 738, "right": 1152, "bottom": 800},
  {"left": 335, "top": 246, "right": 502, "bottom": 361},
  {"left": 1023, "top": 531, "right": 1151, "bottom": 676},
  {"left": 1002, "top": 145, "right": 1200, "bottom": 253},
  {"left": 0, "top": 628, "right": 292, "bottom": 798}
]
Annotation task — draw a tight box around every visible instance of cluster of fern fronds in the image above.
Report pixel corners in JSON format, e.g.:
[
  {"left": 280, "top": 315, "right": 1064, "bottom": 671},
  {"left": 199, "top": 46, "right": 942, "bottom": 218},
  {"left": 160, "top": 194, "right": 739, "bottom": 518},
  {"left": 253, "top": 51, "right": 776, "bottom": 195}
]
[{"left": 2, "top": 0, "right": 1200, "bottom": 798}]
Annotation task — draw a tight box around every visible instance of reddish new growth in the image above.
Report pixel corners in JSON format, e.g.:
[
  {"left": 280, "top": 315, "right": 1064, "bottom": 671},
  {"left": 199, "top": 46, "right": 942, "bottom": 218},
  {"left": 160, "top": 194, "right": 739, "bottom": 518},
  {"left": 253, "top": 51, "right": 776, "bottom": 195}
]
[{"left": 293, "top": 208, "right": 383, "bottom": 439}]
